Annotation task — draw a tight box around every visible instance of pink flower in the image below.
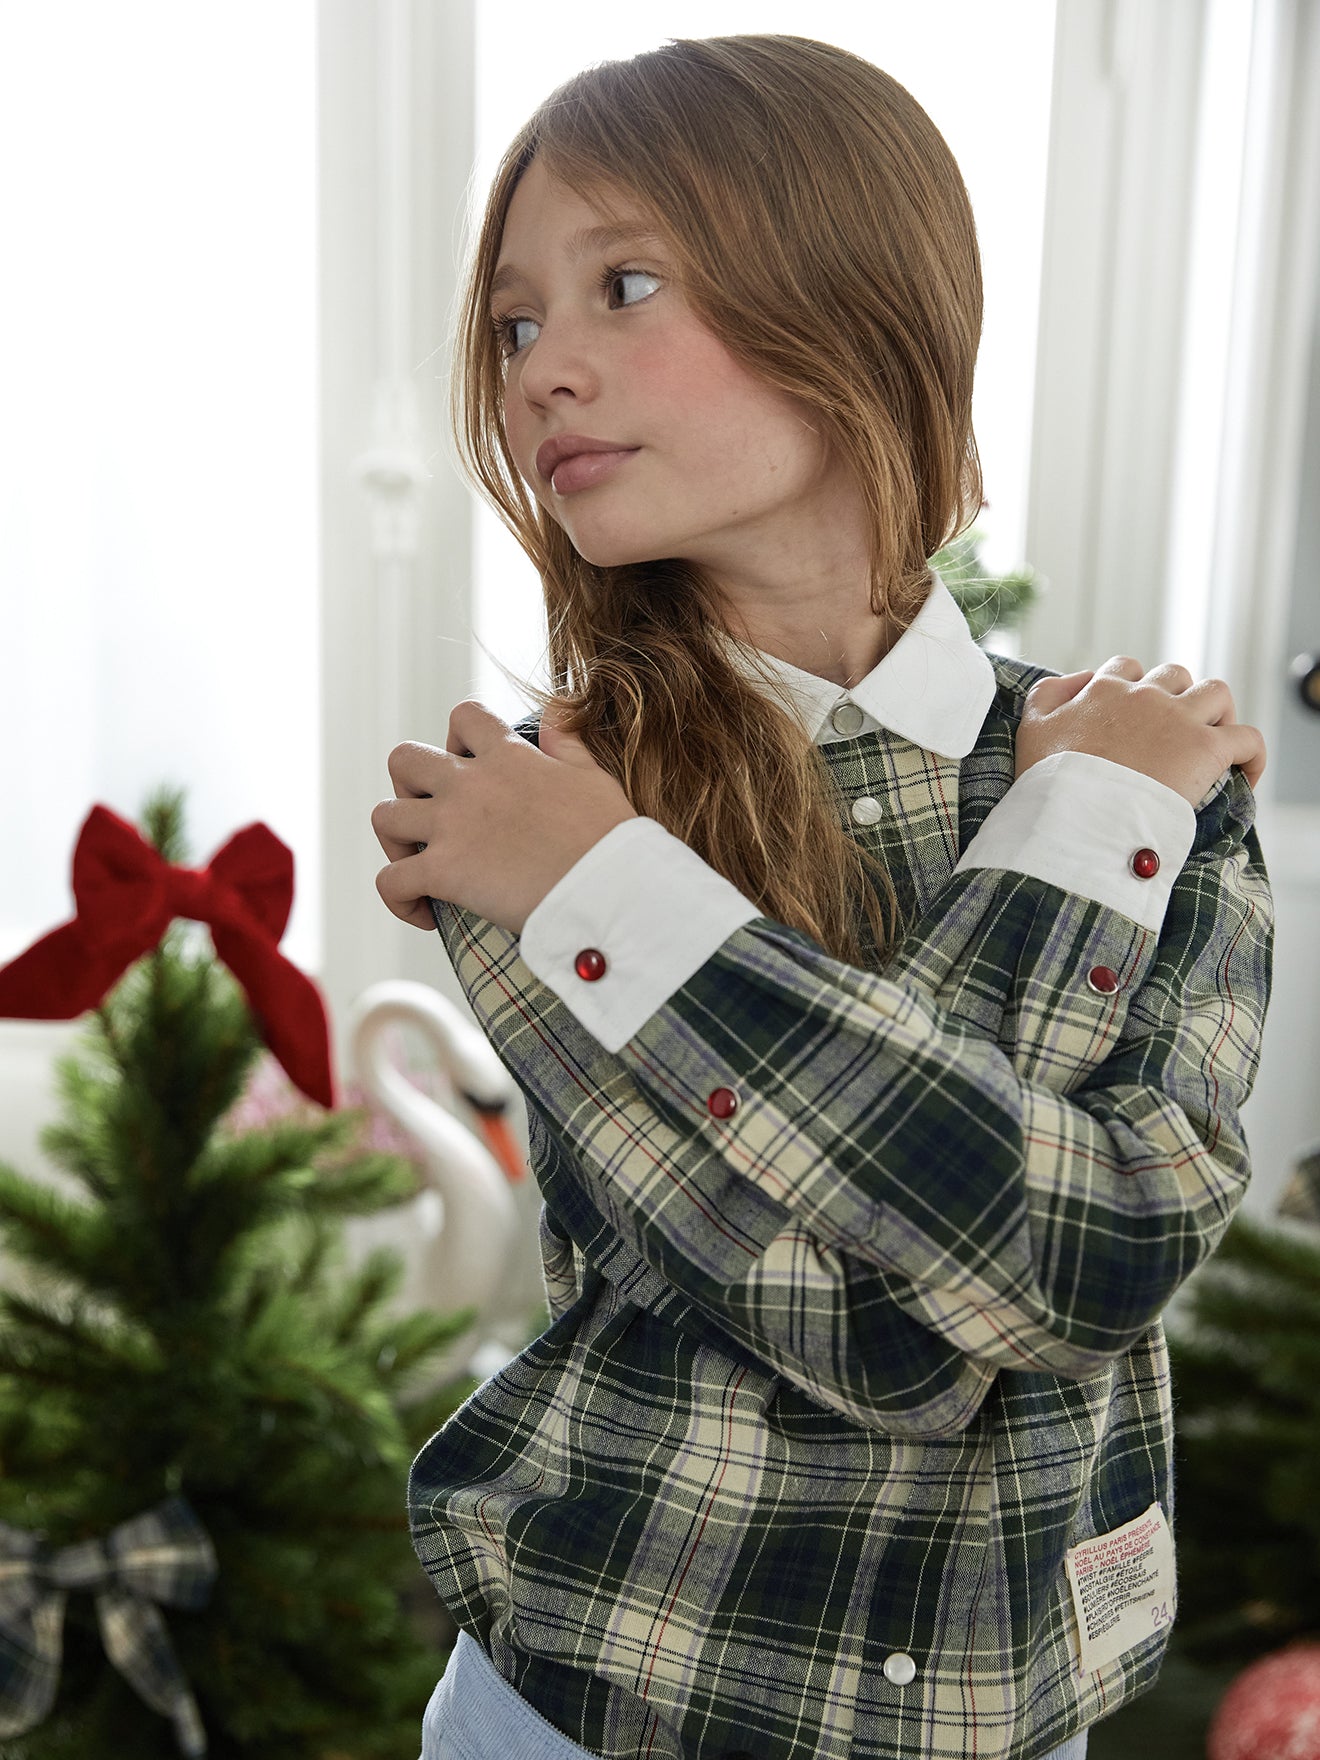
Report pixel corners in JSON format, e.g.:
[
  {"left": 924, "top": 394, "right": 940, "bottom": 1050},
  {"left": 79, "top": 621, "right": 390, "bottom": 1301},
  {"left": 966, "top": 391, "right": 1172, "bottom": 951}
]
[{"left": 217, "top": 1038, "right": 452, "bottom": 1176}]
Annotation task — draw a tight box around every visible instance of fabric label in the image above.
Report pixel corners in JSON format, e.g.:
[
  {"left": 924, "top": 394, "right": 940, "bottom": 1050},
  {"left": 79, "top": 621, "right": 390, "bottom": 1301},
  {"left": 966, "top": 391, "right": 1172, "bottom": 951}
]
[{"left": 1063, "top": 1502, "right": 1176, "bottom": 1674}]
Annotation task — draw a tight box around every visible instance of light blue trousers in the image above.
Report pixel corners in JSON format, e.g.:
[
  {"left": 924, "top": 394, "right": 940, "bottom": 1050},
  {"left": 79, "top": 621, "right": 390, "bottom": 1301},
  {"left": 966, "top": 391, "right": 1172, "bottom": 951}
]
[{"left": 418, "top": 1629, "right": 1091, "bottom": 1760}]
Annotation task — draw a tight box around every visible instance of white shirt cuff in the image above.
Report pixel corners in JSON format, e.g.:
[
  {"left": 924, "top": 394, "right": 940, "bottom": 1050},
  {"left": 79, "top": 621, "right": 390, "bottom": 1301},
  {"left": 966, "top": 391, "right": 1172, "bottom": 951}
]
[
  {"left": 952, "top": 750, "right": 1197, "bottom": 931},
  {"left": 519, "top": 817, "right": 762, "bottom": 1054}
]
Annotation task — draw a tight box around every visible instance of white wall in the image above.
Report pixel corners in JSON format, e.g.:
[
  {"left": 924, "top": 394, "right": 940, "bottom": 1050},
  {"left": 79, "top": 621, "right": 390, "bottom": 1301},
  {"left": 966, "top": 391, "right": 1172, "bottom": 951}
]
[{"left": 0, "top": 2, "right": 321, "bottom": 977}]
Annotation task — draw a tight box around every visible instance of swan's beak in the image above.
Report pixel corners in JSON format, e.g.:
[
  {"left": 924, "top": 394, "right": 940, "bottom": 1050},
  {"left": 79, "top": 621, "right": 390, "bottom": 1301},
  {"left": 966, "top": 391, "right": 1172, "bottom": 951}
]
[{"left": 474, "top": 1109, "right": 526, "bottom": 1182}]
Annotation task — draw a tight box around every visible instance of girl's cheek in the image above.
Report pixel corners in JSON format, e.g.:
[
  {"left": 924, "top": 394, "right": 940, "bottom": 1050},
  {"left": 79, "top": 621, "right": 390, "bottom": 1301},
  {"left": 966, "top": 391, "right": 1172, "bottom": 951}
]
[
  {"left": 503, "top": 402, "right": 537, "bottom": 487},
  {"left": 627, "top": 334, "right": 730, "bottom": 439}
]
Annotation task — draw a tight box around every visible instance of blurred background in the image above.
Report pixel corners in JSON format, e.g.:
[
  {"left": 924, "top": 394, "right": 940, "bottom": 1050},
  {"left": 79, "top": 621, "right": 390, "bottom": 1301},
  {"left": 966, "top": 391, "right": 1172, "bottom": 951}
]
[{"left": 0, "top": 2, "right": 1317, "bottom": 1755}]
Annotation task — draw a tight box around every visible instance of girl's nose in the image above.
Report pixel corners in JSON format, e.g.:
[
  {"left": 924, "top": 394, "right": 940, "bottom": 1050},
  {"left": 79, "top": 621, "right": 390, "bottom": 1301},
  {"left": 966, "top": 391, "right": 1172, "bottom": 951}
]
[{"left": 514, "top": 317, "right": 600, "bottom": 409}]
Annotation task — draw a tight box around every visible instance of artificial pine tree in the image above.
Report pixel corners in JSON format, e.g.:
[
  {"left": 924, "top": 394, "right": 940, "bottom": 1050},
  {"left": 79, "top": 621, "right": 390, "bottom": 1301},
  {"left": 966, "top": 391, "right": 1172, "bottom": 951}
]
[
  {"left": 1165, "top": 1148, "right": 1320, "bottom": 1664},
  {"left": 0, "top": 786, "right": 478, "bottom": 1758},
  {"left": 930, "top": 527, "right": 1041, "bottom": 643}
]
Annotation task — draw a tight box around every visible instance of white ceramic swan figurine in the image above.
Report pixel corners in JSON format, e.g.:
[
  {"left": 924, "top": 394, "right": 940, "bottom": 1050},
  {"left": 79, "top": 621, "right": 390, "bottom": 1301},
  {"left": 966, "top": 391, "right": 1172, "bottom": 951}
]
[{"left": 344, "top": 979, "right": 529, "bottom": 1373}]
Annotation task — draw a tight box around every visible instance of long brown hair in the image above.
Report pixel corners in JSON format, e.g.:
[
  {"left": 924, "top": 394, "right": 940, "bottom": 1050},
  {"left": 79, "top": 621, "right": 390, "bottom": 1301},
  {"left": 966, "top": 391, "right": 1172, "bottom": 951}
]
[{"left": 453, "top": 34, "right": 984, "bottom": 969}]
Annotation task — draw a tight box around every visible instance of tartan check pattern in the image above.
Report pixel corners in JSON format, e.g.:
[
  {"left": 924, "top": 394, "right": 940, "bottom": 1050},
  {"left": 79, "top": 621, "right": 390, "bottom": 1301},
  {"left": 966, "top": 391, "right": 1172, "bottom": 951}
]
[
  {"left": 0, "top": 1494, "right": 215, "bottom": 1756},
  {"left": 409, "top": 653, "right": 1274, "bottom": 1760}
]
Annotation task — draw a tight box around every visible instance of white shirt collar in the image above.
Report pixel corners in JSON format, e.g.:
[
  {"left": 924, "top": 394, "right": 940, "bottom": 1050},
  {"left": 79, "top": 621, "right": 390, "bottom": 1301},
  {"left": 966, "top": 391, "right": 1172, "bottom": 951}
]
[{"left": 711, "top": 570, "right": 997, "bottom": 759}]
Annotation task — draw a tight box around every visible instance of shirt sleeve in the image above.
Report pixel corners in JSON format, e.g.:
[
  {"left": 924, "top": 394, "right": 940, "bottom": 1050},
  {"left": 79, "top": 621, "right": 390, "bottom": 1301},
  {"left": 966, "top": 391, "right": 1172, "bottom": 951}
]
[
  {"left": 430, "top": 765, "right": 1271, "bottom": 1437},
  {"left": 520, "top": 750, "right": 1199, "bottom": 1052},
  {"left": 952, "top": 749, "right": 1198, "bottom": 925}
]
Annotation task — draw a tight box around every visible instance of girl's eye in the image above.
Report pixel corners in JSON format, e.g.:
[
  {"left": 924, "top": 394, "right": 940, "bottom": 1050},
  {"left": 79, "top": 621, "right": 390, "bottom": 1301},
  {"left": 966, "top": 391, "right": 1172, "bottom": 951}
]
[
  {"left": 493, "top": 266, "right": 660, "bottom": 359},
  {"left": 602, "top": 266, "right": 661, "bottom": 307},
  {"left": 495, "top": 314, "right": 540, "bottom": 358}
]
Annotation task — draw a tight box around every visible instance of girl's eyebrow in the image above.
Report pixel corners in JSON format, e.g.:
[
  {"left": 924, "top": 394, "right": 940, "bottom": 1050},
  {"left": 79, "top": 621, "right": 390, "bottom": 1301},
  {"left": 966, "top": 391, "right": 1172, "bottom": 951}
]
[{"left": 490, "top": 224, "right": 664, "bottom": 301}]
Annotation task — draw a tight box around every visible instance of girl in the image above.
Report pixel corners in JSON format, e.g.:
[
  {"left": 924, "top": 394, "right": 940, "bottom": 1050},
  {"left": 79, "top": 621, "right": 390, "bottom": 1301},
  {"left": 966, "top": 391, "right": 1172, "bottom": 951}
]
[{"left": 371, "top": 35, "right": 1273, "bottom": 1760}]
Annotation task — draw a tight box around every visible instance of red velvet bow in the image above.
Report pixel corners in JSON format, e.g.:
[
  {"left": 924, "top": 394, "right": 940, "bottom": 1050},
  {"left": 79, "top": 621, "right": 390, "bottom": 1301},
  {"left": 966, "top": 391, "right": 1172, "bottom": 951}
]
[{"left": 0, "top": 806, "right": 336, "bottom": 1108}]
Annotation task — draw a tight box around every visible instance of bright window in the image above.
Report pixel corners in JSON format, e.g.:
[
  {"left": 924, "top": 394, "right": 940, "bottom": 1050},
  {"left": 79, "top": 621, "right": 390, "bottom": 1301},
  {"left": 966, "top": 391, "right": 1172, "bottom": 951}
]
[{"left": 0, "top": 3, "right": 320, "bottom": 973}]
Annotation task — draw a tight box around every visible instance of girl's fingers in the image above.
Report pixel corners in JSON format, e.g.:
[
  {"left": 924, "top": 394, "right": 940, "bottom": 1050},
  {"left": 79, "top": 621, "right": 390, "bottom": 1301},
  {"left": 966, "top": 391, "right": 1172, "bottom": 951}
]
[
  {"left": 388, "top": 739, "right": 449, "bottom": 794},
  {"left": 1177, "top": 676, "right": 1237, "bottom": 725},
  {"left": 1093, "top": 654, "right": 1147, "bottom": 681},
  {"left": 1149, "top": 672, "right": 1264, "bottom": 789},
  {"left": 374, "top": 845, "right": 441, "bottom": 929},
  {"left": 446, "top": 697, "right": 510, "bottom": 757},
  {"left": 1025, "top": 669, "right": 1095, "bottom": 713},
  {"left": 1225, "top": 722, "right": 1268, "bottom": 791},
  {"left": 1144, "top": 661, "right": 1196, "bottom": 694},
  {"left": 370, "top": 795, "right": 434, "bottom": 862}
]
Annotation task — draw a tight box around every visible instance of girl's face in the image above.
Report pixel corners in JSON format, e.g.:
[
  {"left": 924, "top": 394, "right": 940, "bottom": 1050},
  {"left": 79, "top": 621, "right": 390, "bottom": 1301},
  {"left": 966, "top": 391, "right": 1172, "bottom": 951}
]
[{"left": 492, "top": 157, "right": 868, "bottom": 597}]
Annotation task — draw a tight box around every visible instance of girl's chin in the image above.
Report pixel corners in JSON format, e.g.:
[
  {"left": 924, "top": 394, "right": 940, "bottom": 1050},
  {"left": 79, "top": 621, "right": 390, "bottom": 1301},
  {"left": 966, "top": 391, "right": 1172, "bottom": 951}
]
[{"left": 560, "top": 529, "right": 671, "bottom": 570}]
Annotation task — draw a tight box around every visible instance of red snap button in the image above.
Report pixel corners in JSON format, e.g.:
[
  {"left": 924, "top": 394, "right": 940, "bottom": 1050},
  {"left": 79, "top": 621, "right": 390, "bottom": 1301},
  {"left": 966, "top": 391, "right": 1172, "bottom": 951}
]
[
  {"left": 707, "top": 1087, "right": 739, "bottom": 1119},
  {"left": 1130, "top": 847, "right": 1160, "bottom": 879},
  {"left": 1086, "top": 965, "right": 1120, "bottom": 995},
  {"left": 573, "top": 948, "right": 607, "bottom": 982}
]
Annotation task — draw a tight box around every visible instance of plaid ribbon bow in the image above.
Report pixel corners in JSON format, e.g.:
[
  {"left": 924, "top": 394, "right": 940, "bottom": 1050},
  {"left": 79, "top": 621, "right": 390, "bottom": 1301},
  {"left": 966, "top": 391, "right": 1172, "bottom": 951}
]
[{"left": 0, "top": 1494, "right": 217, "bottom": 1756}]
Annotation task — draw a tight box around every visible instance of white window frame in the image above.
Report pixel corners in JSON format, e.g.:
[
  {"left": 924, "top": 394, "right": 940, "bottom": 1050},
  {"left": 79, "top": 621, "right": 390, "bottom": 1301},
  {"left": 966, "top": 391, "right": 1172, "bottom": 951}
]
[
  {"left": 317, "top": 0, "right": 479, "bottom": 1074},
  {"left": 1023, "top": 0, "right": 1320, "bottom": 1213},
  {"left": 1022, "top": 0, "right": 1211, "bottom": 676},
  {"left": 1023, "top": 0, "right": 1320, "bottom": 758}
]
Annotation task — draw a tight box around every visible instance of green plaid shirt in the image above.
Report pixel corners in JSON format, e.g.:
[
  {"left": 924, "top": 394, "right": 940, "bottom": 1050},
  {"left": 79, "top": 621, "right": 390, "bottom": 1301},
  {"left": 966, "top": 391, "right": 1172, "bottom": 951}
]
[{"left": 409, "top": 650, "right": 1273, "bottom": 1760}]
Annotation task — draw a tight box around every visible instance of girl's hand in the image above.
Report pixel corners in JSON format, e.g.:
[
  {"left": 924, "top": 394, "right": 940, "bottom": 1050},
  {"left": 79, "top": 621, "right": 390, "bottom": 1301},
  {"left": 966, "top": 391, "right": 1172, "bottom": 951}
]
[
  {"left": 1016, "top": 656, "right": 1267, "bottom": 802},
  {"left": 371, "top": 699, "right": 638, "bottom": 936}
]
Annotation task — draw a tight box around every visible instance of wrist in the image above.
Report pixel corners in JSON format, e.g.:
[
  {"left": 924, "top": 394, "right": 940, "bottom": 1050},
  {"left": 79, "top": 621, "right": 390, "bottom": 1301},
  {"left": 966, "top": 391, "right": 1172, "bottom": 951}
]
[{"left": 515, "top": 806, "right": 640, "bottom": 934}]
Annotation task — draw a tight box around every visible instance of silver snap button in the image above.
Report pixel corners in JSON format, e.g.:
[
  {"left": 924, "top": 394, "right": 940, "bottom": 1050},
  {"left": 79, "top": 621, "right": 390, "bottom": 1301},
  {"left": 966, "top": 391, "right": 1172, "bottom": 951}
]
[
  {"left": 830, "top": 700, "right": 865, "bottom": 737},
  {"left": 851, "top": 796, "right": 883, "bottom": 825},
  {"left": 882, "top": 1652, "right": 917, "bottom": 1686}
]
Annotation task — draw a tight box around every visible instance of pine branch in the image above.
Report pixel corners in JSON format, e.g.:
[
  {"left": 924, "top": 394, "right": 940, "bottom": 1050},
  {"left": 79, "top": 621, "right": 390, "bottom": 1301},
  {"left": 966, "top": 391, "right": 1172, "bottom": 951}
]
[
  {"left": 139, "top": 783, "right": 191, "bottom": 864},
  {"left": 0, "top": 1165, "right": 110, "bottom": 1288},
  {"left": 195, "top": 1120, "right": 342, "bottom": 1184},
  {"left": 930, "top": 531, "right": 1042, "bottom": 643},
  {"left": 306, "top": 1151, "right": 420, "bottom": 1216},
  {"left": 370, "top": 1306, "right": 478, "bottom": 1385},
  {"left": 0, "top": 782, "right": 474, "bottom": 1752},
  {"left": 34, "top": 1059, "right": 123, "bottom": 1200},
  {"left": 1167, "top": 1205, "right": 1320, "bottom": 1661},
  {"left": 324, "top": 1246, "right": 406, "bottom": 1342},
  {"left": 0, "top": 1285, "right": 163, "bottom": 1376}
]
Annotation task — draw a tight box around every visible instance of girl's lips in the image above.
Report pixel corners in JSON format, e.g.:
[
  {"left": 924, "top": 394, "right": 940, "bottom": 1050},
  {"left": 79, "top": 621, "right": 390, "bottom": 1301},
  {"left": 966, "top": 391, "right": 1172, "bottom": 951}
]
[{"left": 550, "top": 448, "right": 640, "bottom": 495}]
